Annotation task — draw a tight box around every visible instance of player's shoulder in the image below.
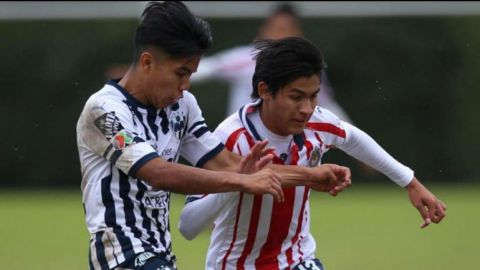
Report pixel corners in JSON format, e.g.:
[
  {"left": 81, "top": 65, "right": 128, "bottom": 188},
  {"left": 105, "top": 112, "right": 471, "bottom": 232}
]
[
  {"left": 83, "top": 83, "right": 126, "bottom": 115},
  {"left": 308, "top": 106, "right": 342, "bottom": 124},
  {"left": 213, "top": 111, "right": 246, "bottom": 144}
]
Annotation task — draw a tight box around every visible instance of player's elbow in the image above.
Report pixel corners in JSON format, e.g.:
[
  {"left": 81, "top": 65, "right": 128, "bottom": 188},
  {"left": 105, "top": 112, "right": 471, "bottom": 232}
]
[{"left": 178, "top": 219, "right": 197, "bottom": 241}]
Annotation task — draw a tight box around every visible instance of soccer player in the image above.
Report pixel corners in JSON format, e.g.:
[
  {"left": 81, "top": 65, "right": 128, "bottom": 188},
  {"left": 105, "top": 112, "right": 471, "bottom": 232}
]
[
  {"left": 76, "top": 2, "right": 351, "bottom": 270},
  {"left": 179, "top": 37, "right": 447, "bottom": 270}
]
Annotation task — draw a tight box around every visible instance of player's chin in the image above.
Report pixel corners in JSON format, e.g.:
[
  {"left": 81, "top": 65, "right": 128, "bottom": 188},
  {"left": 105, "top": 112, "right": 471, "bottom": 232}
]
[{"left": 289, "top": 122, "right": 306, "bottom": 135}]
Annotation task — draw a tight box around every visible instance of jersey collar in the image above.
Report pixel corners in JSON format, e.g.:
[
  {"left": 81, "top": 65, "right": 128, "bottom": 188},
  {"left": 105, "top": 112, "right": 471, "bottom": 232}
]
[{"left": 238, "top": 99, "right": 305, "bottom": 151}]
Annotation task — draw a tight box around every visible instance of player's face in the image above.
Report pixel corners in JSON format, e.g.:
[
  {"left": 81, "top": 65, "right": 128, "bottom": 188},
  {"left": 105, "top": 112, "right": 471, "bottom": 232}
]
[
  {"left": 145, "top": 53, "right": 201, "bottom": 109},
  {"left": 262, "top": 75, "right": 320, "bottom": 136}
]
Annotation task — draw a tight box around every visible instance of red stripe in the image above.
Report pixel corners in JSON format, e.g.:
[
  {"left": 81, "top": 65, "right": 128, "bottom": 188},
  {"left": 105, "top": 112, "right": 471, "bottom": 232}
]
[
  {"left": 285, "top": 187, "right": 310, "bottom": 266},
  {"left": 303, "top": 137, "right": 314, "bottom": 160},
  {"left": 236, "top": 195, "right": 264, "bottom": 269},
  {"left": 225, "top": 128, "right": 247, "bottom": 151},
  {"left": 255, "top": 186, "right": 296, "bottom": 269},
  {"left": 306, "top": 122, "right": 346, "bottom": 138},
  {"left": 221, "top": 193, "right": 244, "bottom": 270}
]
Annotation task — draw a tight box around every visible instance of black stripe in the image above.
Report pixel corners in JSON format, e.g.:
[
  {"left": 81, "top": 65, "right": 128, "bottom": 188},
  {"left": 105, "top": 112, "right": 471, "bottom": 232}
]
[
  {"left": 103, "top": 144, "right": 113, "bottom": 159},
  {"left": 94, "top": 232, "right": 110, "bottom": 270},
  {"left": 119, "top": 171, "right": 144, "bottom": 243},
  {"left": 152, "top": 209, "right": 168, "bottom": 253},
  {"left": 187, "top": 120, "right": 205, "bottom": 133},
  {"left": 128, "top": 152, "right": 159, "bottom": 177},
  {"left": 195, "top": 143, "right": 225, "bottom": 168},
  {"left": 146, "top": 108, "right": 159, "bottom": 140},
  {"left": 109, "top": 149, "right": 122, "bottom": 165},
  {"left": 101, "top": 171, "right": 115, "bottom": 227},
  {"left": 88, "top": 240, "right": 95, "bottom": 270},
  {"left": 101, "top": 166, "right": 135, "bottom": 265},
  {"left": 136, "top": 180, "right": 159, "bottom": 249},
  {"left": 193, "top": 126, "right": 209, "bottom": 138},
  {"left": 131, "top": 107, "right": 152, "bottom": 141}
]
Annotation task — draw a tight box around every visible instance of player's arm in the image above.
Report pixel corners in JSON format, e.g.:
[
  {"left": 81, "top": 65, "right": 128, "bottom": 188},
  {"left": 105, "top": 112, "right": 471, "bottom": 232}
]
[
  {"left": 338, "top": 121, "right": 447, "bottom": 228},
  {"left": 202, "top": 140, "right": 351, "bottom": 193},
  {"left": 135, "top": 157, "right": 284, "bottom": 201},
  {"left": 178, "top": 193, "right": 236, "bottom": 240}
]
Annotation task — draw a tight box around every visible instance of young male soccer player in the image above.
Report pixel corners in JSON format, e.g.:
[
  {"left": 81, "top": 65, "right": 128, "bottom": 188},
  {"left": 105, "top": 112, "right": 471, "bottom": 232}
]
[
  {"left": 179, "top": 37, "right": 447, "bottom": 270},
  {"left": 76, "top": 2, "right": 351, "bottom": 270}
]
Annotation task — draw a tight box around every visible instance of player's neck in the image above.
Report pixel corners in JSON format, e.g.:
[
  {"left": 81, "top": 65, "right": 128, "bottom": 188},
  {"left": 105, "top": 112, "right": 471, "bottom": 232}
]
[
  {"left": 118, "top": 67, "right": 149, "bottom": 106},
  {"left": 259, "top": 106, "right": 289, "bottom": 137}
]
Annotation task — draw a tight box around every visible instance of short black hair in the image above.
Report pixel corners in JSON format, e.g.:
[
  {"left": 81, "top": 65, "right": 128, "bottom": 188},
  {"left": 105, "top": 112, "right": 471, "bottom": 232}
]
[
  {"left": 251, "top": 37, "right": 326, "bottom": 99},
  {"left": 134, "top": 1, "right": 213, "bottom": 60}
]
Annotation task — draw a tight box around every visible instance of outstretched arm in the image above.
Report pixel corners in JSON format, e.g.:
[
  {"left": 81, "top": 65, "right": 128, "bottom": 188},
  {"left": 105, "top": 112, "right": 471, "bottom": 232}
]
[
  {"left": 136, "top": 157, "right": 284, "bottom": 201},
  {"left": 338, "top": 121, "right": 447, "bottom": 228}
]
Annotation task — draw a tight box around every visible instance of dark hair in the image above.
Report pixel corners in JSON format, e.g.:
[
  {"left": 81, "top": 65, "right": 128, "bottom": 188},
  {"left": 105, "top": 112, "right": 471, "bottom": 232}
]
[
  {"left": 133, "top": 1, "right": 213, "bottom": 61},
  {"left": 251, "top": 37, "right": 326, "bottom": 99}
]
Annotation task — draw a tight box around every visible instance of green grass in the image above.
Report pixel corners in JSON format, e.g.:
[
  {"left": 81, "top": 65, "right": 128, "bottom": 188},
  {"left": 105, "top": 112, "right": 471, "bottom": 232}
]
[{"left": 0, "top": 184, "right": 477, "bottom": 270}]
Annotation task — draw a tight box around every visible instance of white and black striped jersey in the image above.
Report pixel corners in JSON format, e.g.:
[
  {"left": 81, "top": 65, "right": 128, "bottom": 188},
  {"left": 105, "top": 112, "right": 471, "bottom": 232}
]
[{"left": 76, "top": 80, "right": 223, "bottom": 270}]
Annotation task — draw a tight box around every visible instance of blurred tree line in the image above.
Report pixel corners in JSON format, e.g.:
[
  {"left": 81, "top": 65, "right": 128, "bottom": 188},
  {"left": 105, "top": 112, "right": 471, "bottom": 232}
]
[{"left": 0, "top": 16, "right": 479, "bottom": 188}]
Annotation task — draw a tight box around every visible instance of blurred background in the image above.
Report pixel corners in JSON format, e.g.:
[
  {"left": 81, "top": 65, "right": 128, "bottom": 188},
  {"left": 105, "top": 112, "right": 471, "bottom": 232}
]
[{"left": 0, "top": 1, "right": 479, "bottom": 270}]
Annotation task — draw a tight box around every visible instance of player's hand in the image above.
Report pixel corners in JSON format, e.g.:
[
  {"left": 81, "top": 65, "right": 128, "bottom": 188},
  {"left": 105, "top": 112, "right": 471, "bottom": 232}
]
[
  {"left": 308, "top": 164, "right": 351, "bottom": 196},
  {"left": 240, "top": 168, "right": 284, "bottom": 202},
  {"left": 238, "top": 139, "right": 275, "bottom": 174},
  {"left": 406, "top": 177, "right": 447, "bottom": 228}
]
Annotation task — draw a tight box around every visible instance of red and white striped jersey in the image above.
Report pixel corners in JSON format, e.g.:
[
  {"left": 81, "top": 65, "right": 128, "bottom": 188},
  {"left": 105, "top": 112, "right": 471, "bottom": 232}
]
[{"left": 181, "top": 100, "right": 414, "bottom": 270}]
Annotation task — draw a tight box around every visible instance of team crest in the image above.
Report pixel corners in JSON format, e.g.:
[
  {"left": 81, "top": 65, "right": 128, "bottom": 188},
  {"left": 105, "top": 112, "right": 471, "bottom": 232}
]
[
  {"left": 308, "top": 146, "right": 322, "bottom": 167},
  {"left": 169, "top": 110, "right": 186, "bottom": 139},
  {"left": 111, "top": 130, "right": 134, "bottom": 150}
]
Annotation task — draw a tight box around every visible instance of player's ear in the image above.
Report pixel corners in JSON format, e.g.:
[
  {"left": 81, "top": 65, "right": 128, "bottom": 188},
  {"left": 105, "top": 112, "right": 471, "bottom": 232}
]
[
  {"left": 139, "top": 52, "right": 154, "bottom": 73},
  {"left": 258, "top": 81, "right": 271, "bottom": 100}
]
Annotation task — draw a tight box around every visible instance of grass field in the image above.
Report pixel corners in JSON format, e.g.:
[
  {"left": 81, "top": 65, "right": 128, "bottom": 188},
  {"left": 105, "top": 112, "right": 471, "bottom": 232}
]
[{"left": 0, "top": 184, "right": 477, "bottom": 270}]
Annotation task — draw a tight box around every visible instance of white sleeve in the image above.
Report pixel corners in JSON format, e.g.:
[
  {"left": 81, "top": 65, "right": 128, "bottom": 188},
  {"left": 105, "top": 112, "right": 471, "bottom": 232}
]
[
  {"left": 180, "top": 92, "right": 224, "bottom": 167},
  {"left": 338, "top": 122, "right": 414, "bottom": 187},
  {"left": 179, "top": 192, "right": 238, "bottom": 240},
  {"left": 77, "top": 97, "right": 158, "bottom": 177}
]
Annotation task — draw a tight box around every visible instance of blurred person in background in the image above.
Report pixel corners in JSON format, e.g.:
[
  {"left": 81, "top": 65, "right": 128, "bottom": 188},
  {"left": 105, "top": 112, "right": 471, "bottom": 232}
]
[
  {"left": 77, "top": 2, "right": 351, "bottom": 270},
  {"left": 191, "top": 2, "right": 352, "bottom": 123},
  {"left": 179, "top": 37, "right": 447, "bottom": 270}
]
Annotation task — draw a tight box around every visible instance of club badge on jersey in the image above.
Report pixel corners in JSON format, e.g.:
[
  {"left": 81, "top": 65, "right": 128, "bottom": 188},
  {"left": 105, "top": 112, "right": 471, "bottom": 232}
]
[{"left": 308, "top": 146, "right": 322, "bottom": 167}]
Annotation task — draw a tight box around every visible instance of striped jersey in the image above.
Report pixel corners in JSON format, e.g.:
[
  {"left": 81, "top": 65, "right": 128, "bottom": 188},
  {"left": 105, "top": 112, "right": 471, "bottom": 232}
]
[
  {"left": 76, "top": 80, "right": 223, "bottom": 270},
  {"left": 183, "top": 100, "right": 414, "bottom": 270}
]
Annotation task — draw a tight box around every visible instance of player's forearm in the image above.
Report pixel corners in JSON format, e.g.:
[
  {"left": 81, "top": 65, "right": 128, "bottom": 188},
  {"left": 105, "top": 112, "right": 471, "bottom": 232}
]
[
  {"left": 339, "top": 122, "right": 413, "bottom": 187},
  {"left": 266, "top": 164, "right": 313, "bottom": 186},
  {"left": 136, "top": 158, "right": 245, "bottom": 194}
]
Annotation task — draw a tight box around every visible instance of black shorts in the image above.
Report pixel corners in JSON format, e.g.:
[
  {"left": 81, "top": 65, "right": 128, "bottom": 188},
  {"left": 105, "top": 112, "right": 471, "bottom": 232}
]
[
  {"left": 117, "top": 252, "right": 176, "bottom": 270},
  {"left": 291, "top": 258, "right": 325, "bottom": 270}
]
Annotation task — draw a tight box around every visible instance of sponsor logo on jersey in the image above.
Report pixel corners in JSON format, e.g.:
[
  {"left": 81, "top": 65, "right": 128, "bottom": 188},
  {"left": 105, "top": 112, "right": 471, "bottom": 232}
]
[
  {"left": 94, "top": 111, "right": 124, "bottom": 140},
  {"left": 308, "top": 146, "right": 321, "bottom": 167}
]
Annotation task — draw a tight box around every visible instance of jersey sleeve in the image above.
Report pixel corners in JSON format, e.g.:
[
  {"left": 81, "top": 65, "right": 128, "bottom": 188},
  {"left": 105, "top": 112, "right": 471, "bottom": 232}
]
[
  {"left": 180, "top": 92, "right": 224, "bottom": 167},
  {"left": 338, "top": 122, "right": 414, "bottom": 187},
  {"left": 77, "top": 96, "right": 158, "bottom": 177},
  {"left": 179, "top": 192, "right": 238, "bottom": 240},
  {"left": 307, "top": 106, "right": 348, "bottom": 147}
]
